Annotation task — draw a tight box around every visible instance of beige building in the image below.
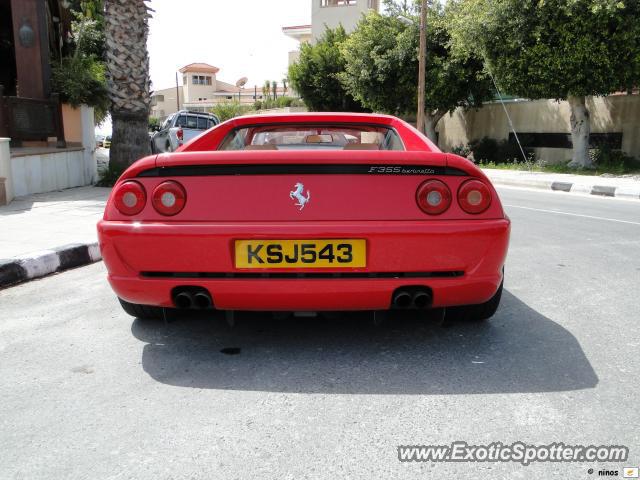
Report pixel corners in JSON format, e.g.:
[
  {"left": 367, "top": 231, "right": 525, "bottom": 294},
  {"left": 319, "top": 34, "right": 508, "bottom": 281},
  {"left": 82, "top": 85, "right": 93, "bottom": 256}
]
[
  {"left": 283, "top": 0, "right": 379, "bottom": 65},
  {"left": 151, "top": 63, "right": 264, "bottom": 121}
]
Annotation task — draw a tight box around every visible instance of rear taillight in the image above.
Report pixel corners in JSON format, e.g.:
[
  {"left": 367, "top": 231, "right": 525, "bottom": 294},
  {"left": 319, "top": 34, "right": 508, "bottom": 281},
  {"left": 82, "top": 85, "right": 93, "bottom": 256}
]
[
  {"left": 176, "top": 128, "right": 183, "bottom": 143},
  {"left": 152, "top": 180, "right": 186, "bottom": 216},
  {"left": 416, "top": 180, "right": 451, "bottom": 215},
  {"left": 458, "top": 179, "right": 492, "bottom": 214},
  {"left": 114, "top": 180, "right": 146, "bottom": 215}
]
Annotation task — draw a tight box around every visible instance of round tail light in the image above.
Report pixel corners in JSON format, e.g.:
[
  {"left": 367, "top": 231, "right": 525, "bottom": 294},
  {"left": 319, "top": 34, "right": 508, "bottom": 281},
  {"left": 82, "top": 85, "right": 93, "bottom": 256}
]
[
  {"left": 458, "top": 179, "right": 492, "bottom": 214},
  {"left": 114, "top": 180, "right": 146, "bottom": 215},
  {"left": 416, "top": 180, "right": 452, "bottom": 215},
  {"left": 152, "top": 180, "right": 186, "bottom": 216}
]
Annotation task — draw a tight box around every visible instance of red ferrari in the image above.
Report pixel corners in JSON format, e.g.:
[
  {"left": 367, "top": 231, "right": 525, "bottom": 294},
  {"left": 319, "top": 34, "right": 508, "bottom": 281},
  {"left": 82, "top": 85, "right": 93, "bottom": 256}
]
[{"left": 98, "top": 113, "right": 510, "bottom": 321}]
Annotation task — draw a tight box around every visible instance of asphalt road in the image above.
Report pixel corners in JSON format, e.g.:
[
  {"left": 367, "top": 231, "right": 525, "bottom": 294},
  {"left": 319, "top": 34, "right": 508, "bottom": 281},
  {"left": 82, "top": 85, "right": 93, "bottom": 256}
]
[{"left": 1, "top": 186, "right": 639, "bottom": 479}]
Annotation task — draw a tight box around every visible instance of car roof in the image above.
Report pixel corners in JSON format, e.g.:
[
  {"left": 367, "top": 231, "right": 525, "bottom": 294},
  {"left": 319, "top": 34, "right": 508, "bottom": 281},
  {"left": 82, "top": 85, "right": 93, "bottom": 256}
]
[
  {"left": 223, "top": 112, "right": 398, "bottom": 128},
  {"left": 176, "top": 110, "right": 218, "bottom": 117}
]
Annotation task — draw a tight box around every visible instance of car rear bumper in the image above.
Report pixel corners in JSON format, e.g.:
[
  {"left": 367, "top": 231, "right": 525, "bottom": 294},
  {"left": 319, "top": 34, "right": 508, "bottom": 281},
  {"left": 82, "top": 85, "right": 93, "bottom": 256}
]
[{"left": 98, "top": 219, "right": 510, "bottom": 310}]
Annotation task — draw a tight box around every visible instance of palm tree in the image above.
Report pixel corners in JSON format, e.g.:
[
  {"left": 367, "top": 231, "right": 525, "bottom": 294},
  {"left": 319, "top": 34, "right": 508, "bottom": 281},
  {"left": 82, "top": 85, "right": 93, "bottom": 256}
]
[
  {"left": 282, "top": 77, "right": 288, "bottom": 96},
  {"left": 263, "top": 80, "right": 271, "bottom": 101},
  {"left": 104, "top": 0, "right": 152, "bottom": 169},
  {"left": 271, "top": 80, "right": 277, "bottom": 100}
]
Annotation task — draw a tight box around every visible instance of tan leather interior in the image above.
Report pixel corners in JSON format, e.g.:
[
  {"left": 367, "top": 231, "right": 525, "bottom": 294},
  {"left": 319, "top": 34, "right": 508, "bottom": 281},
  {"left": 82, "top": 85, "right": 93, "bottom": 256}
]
[
  {"left": 343, "top": 143, "right": 380, "bottom": 150},
  {"left": 244, "top": 144, "right": 277, "bottom": 150},
  {"left": 305, "top": 134, "right": 333, "bottom": 143}
]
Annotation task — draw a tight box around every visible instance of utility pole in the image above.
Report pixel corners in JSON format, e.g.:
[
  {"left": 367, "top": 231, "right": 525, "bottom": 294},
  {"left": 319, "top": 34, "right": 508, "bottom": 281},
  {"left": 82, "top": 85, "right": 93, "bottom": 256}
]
[
  {"left": 175, "top": 72, "right": 180, "bottom": 111},
  {"left": 416, "top": 0, "right": 428, "bottom": 133}
]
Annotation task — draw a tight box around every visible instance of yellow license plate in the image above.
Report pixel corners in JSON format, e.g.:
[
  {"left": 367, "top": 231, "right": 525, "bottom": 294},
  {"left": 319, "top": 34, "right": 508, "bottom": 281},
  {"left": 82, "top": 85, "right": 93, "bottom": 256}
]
[{"left": 235, "top": 239, "right": 366, "bottom": 269}]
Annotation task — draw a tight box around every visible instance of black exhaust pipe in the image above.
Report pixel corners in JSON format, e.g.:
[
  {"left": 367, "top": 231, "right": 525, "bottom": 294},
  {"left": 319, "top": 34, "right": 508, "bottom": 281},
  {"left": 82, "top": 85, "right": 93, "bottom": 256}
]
[
  {"left": 413, "top": 292, "right": 431, "bottom": 309},
  {"left": 193, "top": 291, "right": 212, "bottom": 309},
  {"left": 393, "top": 291, "right": 412, "bottom": 309},
  {"left": 174, "top": 292, "right": 193, "bottom": 309}
]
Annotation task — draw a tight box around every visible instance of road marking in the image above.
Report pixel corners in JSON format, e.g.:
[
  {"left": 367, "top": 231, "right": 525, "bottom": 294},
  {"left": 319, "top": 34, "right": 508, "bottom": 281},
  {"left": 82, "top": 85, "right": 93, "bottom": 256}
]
[{"left": 504, "top": 204, "right": 640, "bottom": 226}]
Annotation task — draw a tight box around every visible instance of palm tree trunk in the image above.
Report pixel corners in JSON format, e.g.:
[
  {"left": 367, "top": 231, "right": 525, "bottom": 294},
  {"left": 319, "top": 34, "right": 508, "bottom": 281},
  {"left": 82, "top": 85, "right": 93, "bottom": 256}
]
[{"left": 105, "top": 0, "right": 152, "bottom": 170}]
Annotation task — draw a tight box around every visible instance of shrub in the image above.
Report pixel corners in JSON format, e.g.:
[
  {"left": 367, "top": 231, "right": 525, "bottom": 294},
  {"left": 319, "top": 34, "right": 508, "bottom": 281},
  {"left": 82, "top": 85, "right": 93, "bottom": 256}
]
[
  {"left": 209, "top": 102, "right": 251, "bottom": 122},
  {"left": 496, "top": 139, "right": 525, "bottom": 163},
  {"left": 96, "top": 163, "right": 125, "bottom": 187},
  {"left": 467, "top": 137, "right": 529, "bottom": 164},
  {"left": 469, "top": 137, "right": 498, "bottom": 163},
  {"left": 591, "top": 144, "right": 639, "bottom": 173},
  {"left": 52, "top": 55, "right": 109, "bottom": 122},
  {"left": 451, "top": 144, "right": 471, "bottom": 158}
]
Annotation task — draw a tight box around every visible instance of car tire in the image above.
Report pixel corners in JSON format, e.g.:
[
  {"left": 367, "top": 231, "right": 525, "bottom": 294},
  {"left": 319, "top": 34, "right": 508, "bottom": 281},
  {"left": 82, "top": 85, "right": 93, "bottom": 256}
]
[
  {"left": 118, "top": 298, "right": 164, "bottom": 320},
  {"left": 447, "top": 280, "right": 503, "bottom": 322}
]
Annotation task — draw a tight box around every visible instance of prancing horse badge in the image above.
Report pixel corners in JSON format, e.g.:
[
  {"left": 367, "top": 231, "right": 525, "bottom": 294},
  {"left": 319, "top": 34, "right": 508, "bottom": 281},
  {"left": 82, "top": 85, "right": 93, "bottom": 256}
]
[{"left": 289, "top": 182, "right": 311, "bottom": 210}]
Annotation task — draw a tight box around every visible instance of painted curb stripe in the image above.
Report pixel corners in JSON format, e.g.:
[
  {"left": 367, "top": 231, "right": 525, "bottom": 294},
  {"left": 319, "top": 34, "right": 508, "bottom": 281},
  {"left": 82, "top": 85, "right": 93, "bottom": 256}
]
[
  {"left": 0, "top": 242, "right": 102, "bottom": 289},
  {"left": 590, "top": 185, "right": 617, "bottom": 197},
  {"left": 488, "top": 175, "right": 638, "bottom": 200},
  {"left": 551, "top": 182, "right": 573, "bottom": 192},
  {"left": 0, "top": 260, "right": 27, "bottom": 288}
]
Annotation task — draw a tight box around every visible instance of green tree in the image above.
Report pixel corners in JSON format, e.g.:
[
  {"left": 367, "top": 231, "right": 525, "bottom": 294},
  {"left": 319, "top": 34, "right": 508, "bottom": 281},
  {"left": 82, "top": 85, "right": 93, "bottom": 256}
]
[
  {"left": 448, "top": 0, "right": 640, "bottom": 167},
  {"left": 209, "top": 102, "right": 250, "bottom": 122},
  {"left": 288, "top": 26, "right": 365, "bottom": 112},
  {"left": 51, "top": 0, "right": 109, "bottom": 123},
  {"left": 340, "top": 3, "right": 492, "bottom": 142},
  {"left": 271, "top": 80, "right": 278, "bottom": 100}
]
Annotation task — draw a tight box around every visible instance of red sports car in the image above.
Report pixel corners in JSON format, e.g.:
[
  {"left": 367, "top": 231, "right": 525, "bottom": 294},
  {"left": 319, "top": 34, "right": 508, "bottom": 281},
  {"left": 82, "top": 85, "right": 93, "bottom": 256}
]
[{"left": 98, "top": 113, "right": 510, "bottom": 321}]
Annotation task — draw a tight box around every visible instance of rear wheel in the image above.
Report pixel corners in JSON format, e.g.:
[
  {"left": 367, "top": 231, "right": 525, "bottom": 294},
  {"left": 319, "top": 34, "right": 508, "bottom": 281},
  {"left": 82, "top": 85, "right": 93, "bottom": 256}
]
[
  {"left": 118, "top": 298, "right": 164, "bottom": 320},
  {"left": 447, "top": 280, "right": 503, "bottom": 322}
]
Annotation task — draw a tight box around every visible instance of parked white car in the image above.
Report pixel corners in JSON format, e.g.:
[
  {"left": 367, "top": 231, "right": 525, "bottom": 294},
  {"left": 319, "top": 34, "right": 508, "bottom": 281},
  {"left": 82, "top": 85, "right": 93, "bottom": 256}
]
[{"left": 150, "top": 111, "right": 220, "bottom": 153}]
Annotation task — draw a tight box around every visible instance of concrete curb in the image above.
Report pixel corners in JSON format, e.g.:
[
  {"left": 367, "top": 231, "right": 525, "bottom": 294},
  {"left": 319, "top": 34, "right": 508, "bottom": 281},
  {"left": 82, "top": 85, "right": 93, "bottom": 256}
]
[
  {"left": 0, "top": 242, "right": 101, "bottom": 289},
  {"left": 485, "top": 173, "right": 640, "bottom": 200}
]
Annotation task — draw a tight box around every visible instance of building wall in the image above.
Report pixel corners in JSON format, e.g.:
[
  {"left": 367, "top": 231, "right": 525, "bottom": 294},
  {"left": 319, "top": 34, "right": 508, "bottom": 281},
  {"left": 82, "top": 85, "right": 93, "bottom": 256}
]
[
  {"left": 0, "top": 103, "right": 97, "bottom": 201},
  {"left": 311, "top": 0, "right": 376, "bottom": 41},
  {"left": 183, "top": 72, "right": 218, "bottom": 103},
  {"left": 150, "top": 86, "right": 184, "bottom": 120},
  {"left": 10, "top": 148, "right": 94, "bottom": 197},
  {"left": 437, "top": 95, "right": 640, "bottom": 162}
]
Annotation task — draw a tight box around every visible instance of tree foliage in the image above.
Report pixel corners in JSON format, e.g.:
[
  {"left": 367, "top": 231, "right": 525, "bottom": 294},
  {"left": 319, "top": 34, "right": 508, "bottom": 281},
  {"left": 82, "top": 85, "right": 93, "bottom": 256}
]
[
  {"left": 339, "top": 2, "right": 493, "bottom": 140},
  {"left": 447, "top": 0, "right": 640, "bottom": 166},
  {"left": 52, "top": 0, "right": 109, "bottom": 123},
  {"left": 448, "top": 0, "right": 640, "bottom": 100},
  {"left": 288, "top": 26, "right": 366, "bottom": 112}
]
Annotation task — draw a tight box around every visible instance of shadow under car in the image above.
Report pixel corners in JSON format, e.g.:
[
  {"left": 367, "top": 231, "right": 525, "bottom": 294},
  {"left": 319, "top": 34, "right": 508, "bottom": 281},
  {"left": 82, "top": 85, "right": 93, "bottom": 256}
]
[{"left": 131, "top": 290, "right": 598, "bottom": 395}]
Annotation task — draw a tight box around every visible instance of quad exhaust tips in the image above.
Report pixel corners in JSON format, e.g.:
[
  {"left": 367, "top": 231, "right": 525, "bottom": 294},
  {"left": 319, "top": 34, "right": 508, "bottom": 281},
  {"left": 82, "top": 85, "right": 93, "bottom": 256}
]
[
  {"left": 172, "top": 287, "right": 214, "bottom": 310},
  {"left": 391, "top": 287, "right": 433, "bottom": 310}
]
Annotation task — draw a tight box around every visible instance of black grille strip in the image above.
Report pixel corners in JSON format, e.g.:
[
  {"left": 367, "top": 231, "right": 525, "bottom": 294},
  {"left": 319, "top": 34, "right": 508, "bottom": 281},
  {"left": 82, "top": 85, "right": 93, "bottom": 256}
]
[
  {"left": 137, "top": 164, "right": 468, "bottom": 177},
  {"left": 140, "top": 271, "right": 464, "bottom": 279}
]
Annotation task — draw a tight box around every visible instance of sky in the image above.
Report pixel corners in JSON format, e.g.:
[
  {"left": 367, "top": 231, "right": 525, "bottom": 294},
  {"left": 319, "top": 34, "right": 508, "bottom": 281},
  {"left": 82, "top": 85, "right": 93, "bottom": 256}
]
[{"left": 147, "top": 0, "right": 311, "bottom": 92}]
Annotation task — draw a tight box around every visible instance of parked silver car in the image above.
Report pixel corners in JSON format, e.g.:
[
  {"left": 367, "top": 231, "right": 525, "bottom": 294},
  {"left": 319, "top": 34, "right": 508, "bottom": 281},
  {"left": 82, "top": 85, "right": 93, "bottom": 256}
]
[{"left": 151, "top": 110, "right": 220, "bottom": 153}]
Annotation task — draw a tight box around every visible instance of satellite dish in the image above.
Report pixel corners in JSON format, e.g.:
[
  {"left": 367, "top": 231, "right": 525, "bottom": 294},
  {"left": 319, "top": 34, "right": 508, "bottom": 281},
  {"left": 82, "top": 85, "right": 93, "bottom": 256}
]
[{"left": 235, "top": 77, "right": 248, "bottom": 88}]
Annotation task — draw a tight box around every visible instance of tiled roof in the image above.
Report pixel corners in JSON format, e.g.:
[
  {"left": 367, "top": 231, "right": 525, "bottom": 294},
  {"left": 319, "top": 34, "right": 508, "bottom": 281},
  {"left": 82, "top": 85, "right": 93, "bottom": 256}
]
[{"left": 179, "top": 63, "right": 220, "bottom": 73}]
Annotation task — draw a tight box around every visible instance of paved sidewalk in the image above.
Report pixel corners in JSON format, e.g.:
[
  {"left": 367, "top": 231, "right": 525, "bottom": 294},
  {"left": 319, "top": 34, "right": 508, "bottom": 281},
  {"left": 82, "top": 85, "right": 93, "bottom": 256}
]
[
  {"left": 0, "top": 186, "right": 109, "bottom": 287},
  {"left": 484, "top": 168, "right": 640, "bottom": 199}
]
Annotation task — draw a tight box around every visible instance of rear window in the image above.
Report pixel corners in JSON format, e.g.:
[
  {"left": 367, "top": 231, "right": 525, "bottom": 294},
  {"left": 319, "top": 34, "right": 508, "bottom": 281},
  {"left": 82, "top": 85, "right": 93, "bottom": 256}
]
[
  {"left": 197, "top": 117, "right": 209, "bottom": 129},
  {"left": 218, "top": 124, "right": 404, "bottom": 151}
]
